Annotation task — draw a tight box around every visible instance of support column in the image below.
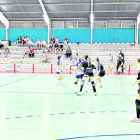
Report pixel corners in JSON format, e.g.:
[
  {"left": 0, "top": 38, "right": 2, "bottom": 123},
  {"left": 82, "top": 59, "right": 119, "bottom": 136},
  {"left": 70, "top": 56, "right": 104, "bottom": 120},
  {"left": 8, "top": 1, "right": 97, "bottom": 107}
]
[
  {"left": 6, "top": 27, "right": 8, "bottom": 40},
  {"left": 136, "top": 13, "right": 140, "bottom": 44},
  {"left": 90, "top": 0, "right": 93, "bottom": 44},
  {"left": 48, "top": 20, "right": 51, "bottom": 44},
  {"left": 135, "top": 19, "right": 138, "bottom": 44}
]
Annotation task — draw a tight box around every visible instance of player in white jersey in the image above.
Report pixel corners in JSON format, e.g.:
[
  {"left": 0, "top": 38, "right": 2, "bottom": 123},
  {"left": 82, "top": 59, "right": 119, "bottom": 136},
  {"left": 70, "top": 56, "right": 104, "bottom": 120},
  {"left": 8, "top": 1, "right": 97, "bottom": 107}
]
[
  {"left": 108, "top": 56, "right": 115, "bottom": 77},
  {"left": 56, "top": 55, "right": 63, "bottom": 85},
  {"left": 74, "top": 58, "right": 87, "bottom": 94},
  {"left": 70, "top": 56, "right": 77, "bottom": 75}
]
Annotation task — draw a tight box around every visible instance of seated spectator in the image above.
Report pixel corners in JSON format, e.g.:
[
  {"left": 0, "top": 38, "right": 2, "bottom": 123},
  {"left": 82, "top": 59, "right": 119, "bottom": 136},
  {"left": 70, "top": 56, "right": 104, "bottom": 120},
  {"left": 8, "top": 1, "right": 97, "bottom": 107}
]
[
  {"left": 28, "top": 39, "right": 33, "bottom": 48},
  {"left": 29, "top": 46, "right": 35, "bottom": 58},
  {"left": 55, "top": 37, "right": 59, "bottom": 45},
  {"left": 49, "top": 43, "right": 53, "bottom": 54},
  {"left": 17, "top": 36, "right": 22, "bottom": 46},
  {"left": 3, "top": 46, "right": 9, "bottom": 57},
  {"left": 23, "top": 47, "right": 29, "bottom": 58},
  {"left": 41, "top": 39, "right": 47, "bottom": 49},
  {"left": 46, "top": 50, "right": 51, "bottom": 63},
  {"left": 63, "top": 37, "right": 68, "bottom": 46},
  {"left": 25, "top": 36, "right": 29, "bottom": 46},
  {"left": 59, "top": 42, "right": 63, "bottom": 53},
  {"left": 72, "top": 47, "right": 77, "bottom": 57},
  {"left": 36, "top": 39, "right": 41, "bottom": 49},
  {"left": 42, "top": 50, "right": 46, "bottom": 63},
  {"left": 66, "top": 46, "right": 72, "bottom": 58},
  {"left": 54, "top": 43, "right": 59, "bottom": 54},
  {"left": 22, "top": 36, "right": 26, "bottom": 46},
  {"left": 51, "top": 36, "right": 55, "bottom": 44},
  {"left": 0, "top": 40, "right": 4, "bottom": 48}
]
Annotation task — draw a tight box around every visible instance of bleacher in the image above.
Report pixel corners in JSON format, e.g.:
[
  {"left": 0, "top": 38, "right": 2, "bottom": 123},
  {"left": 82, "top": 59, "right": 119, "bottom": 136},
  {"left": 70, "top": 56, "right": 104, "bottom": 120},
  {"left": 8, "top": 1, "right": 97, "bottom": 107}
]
[{"left": 0, "top": 43, "right": 139, "bottom": 73}]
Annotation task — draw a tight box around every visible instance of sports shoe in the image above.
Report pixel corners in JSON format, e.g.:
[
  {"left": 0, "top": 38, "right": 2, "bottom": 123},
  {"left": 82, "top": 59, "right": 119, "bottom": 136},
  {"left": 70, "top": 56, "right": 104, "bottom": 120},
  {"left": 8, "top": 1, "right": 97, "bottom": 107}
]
[
  {"left": 87, "top": 80, "right": 90, "bottom": 82},
  {"left": 131, "top": 117, "right": 140, "bottom": 122},
  {"left": 99, "top": 85, "right": 103, "bottom": 88},
  {"left": 94, "top": 92, "right": 97, "bottom": 96},
  {"left": 75, "top": 91, "right": 78, "bottom": 94},
  {"left": 77, "top": 92, "right": 82, "bottom": 95},
  {"left": 59, "top": 83, "right": 63, "bottom": 85}
]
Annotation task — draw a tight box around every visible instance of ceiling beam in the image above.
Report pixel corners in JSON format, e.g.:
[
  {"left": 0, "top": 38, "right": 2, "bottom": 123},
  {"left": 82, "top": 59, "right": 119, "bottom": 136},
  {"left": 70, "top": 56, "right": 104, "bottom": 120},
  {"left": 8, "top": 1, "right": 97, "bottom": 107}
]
[
  {"left": 2, "top": 10, "right": 139, "bottom": 14},
  {"left": 38, "top": 0, "right": 50, "bottom": 25},
  {"left": 0, "top": 2, "right": 140, "bottom": 6},
  {"left": 7, "top": 17, "right": 136, "bottom": 20}
]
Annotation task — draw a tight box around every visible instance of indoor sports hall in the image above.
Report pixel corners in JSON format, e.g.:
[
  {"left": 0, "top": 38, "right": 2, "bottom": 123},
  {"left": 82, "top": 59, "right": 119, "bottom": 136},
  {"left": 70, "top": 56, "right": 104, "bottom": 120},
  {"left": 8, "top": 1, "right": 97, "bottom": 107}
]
[{"left": 0, "top": 0, "right": 140, "bottom": 140}]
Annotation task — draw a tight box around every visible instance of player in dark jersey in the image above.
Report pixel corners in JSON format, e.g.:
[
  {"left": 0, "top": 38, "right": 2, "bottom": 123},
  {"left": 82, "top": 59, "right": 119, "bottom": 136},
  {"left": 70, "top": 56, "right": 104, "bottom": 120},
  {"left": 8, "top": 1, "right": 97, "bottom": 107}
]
[
  {"left": 131, "top": 58, "right": 140, "bottom": 123},
  {"left": 116, "top": 56, "right": 123, "bottom": 80},
  {"left": 95, "top": 58, "right": 105, "bottom": 88},
  {"left": 78, "top": 55, "right": 97, "bottom": 96},
  {"left": 119, "top": 51, "right": 124, "bottom": 73}
]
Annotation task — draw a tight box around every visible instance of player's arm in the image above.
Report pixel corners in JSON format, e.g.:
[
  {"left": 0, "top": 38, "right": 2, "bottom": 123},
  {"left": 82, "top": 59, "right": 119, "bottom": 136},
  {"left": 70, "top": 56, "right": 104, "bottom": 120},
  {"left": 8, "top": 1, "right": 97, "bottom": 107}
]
[{"left": 131, "top": 80, "right": 140, "bottom": 87}]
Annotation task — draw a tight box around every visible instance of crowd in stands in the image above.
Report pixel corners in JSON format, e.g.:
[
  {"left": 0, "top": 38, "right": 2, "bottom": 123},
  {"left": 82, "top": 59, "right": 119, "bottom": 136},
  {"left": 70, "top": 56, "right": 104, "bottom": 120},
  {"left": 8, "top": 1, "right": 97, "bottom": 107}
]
[
  {"left": 0, "top": 36, "right": 77, "bottom": 62},
  {"left": 16, "top": 35, "right": 75, "bottom": 63}
]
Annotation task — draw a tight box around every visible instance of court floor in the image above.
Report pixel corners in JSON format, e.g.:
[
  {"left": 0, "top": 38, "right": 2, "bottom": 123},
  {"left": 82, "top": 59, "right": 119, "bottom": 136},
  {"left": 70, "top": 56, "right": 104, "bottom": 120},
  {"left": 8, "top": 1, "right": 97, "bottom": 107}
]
[{"left": 0, "top": 73, "right": 140, "bottom": 140}]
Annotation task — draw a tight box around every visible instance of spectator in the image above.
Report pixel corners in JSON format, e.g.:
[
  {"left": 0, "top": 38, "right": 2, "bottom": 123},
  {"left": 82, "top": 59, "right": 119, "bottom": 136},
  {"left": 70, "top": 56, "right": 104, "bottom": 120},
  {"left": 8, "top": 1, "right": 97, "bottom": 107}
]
[
  {"left": 46, "top": 50, "right": 51, "bottom": 63},
  {"left": 0, "top": 40, "right": 4, "bottom": 48},
  {"left": 72, "top": 47, "right": 77, "bottom": 57},
  {"left": 17, "top": 36, "right": 22, "bottom": 46},
  {"left": 55, "top": 37, "right": 59, "bottom": 45},
  {"left": 22, "top": 36, "right": 26, "bottom": 46},
  {"left": 29, "top": 46, "right": 35, "bottom": 58},
  {"left": 36, "top": 39, "right": 41, "bottom": 49},
  {"left": 3, "top": 46, "right": 9, "bottom": 57},
  {"left": 59, "top": 42, "right": 63, "bottom": 53},
  {"left": 23, "top": 47, "right": 29, "bottom": 58},
  {"left": 66, "top": 46, "right": 72, "bottom": 58},
  {"left": 51, "top": 36, "right": 55, "bottom": 44},
  {"left": 28, "top": 39, "right": 33, "bottom": 49},
  {"left": 42, "top": 50, "right": 46, "bottom": 63},
  {"left": 54, "top": 43, "right": 59, "bottom": 54},
  {"left": 41, "top": 39, "right": 47, "bottom": 49},
  {"left": 25, "top": 36, "right": 29, "bottom": 46},
  {"left": 63, "top": 37, "right": 68, "bottom": 46},
  {"left": 49, "top": 43, "right": 53, "bottom": 54}
]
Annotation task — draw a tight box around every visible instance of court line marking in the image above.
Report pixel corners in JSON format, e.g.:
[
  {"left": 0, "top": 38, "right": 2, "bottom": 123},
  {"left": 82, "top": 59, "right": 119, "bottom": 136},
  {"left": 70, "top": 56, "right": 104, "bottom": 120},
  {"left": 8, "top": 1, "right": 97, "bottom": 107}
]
[
  {"left": 0, "top": 74, "right": 36, "bottom": 88},
  {"left": 39, "top": 85, "right": 64, "bottom": 140},
  {"left": 120, "top": 83, "right": 135, "bottom": 107},
  {"left": 0, "top": 74, "right": 16, "bottom": 80},
  {"left": 4, "top": 110, "right": 134, "bottom": 119},
  {"left": 57, "top": 134, "right": 140, "bottom": 140}
]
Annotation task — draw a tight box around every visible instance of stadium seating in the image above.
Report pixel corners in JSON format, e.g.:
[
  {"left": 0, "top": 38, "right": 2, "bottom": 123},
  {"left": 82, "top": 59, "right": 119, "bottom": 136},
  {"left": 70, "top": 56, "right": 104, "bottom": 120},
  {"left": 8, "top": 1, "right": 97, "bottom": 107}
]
[{"left": 0, "top": 43, "right": 139, "bottom": 73}]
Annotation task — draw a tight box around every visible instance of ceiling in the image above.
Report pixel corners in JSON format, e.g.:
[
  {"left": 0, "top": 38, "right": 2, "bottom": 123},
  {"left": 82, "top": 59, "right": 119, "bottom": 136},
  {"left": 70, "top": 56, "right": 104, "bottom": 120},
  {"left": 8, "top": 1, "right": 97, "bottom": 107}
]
[{"left": 0, "top": 0, "right": 139, "bottom": 22}]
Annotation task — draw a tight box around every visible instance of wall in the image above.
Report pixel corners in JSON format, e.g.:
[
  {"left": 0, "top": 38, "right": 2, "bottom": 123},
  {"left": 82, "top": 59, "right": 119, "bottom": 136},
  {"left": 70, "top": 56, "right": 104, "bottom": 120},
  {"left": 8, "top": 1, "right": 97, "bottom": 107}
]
[
  {"left": 0, "top": 28, "right": 135, "bottom": 43},
  {"left": 51, "top": 29, "right": 91, "bottom": 43},
  {"left": 0, "top": 29, "right": 6, "bottom": 40},
  {"left": 138, "top": 29, "right": 140, "bottom": 43},
  {"left": 93, "top": 28, "right": 134, "bottom": 43},
  {"left": 8, "top": 29, "right": 48, "bottom": 43}
]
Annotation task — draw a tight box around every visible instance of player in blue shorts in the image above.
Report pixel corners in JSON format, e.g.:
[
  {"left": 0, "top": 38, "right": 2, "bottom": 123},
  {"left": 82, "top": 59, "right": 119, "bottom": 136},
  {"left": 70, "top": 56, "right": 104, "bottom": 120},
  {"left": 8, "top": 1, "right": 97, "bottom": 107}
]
[
  {"left": 74, "top": 58, "right": 88, "bottom": 94},
  {"left": 56, "top": 55, "right": 64, "bottom": 85},
  {"left": 78, "top": 55, "right": 97, "bottom": 96}
]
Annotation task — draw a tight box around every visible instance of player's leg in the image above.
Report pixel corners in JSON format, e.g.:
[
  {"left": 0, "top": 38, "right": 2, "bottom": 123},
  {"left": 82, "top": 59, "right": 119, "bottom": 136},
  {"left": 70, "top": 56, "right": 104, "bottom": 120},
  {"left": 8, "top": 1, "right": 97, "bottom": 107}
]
[
  {"left": 78, "top": 76, "right": 87, "bottom": 94},
  {"left": 74, "top": 78, "right": 79, "bottom": 93},
  {"left": 90, "top": 77, "right": 97, "bottom": 96}
]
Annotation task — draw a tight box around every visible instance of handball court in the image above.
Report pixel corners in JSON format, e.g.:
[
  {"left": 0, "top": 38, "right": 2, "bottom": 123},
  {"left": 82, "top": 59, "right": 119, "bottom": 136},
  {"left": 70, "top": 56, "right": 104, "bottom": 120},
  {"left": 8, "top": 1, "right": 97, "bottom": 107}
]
[{"left": 0, "top": 73, "right": 139, "bottom": 140}]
